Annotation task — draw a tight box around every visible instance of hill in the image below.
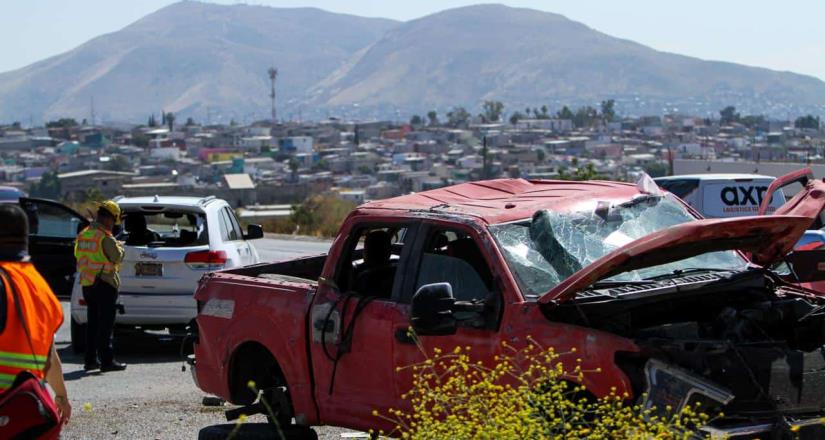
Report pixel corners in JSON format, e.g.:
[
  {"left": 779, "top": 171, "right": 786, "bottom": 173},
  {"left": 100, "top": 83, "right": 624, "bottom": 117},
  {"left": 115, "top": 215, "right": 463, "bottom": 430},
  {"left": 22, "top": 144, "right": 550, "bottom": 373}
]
[
  {"left": 0, "top": 1, "right": 397, "bottom": 122},
  {"left": 311, "top": 4, "right": 825, "bottom": 116},
  {"left": 1, "top": 3, "right": 824, "bottom": 122}
]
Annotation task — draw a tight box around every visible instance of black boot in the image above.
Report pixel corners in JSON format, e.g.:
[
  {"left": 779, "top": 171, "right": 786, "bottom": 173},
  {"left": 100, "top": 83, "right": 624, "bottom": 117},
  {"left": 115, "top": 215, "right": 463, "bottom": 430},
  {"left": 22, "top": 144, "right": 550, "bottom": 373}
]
[{"left": 101, "top": 361, "right": 127, "bottom": 372}]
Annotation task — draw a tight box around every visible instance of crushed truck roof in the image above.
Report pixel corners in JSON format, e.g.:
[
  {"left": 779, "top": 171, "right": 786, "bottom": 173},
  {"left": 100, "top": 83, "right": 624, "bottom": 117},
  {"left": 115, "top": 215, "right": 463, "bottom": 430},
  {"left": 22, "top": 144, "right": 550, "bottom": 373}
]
[{"left": 360, "top": 179, "right": 640, "bottom": 224}]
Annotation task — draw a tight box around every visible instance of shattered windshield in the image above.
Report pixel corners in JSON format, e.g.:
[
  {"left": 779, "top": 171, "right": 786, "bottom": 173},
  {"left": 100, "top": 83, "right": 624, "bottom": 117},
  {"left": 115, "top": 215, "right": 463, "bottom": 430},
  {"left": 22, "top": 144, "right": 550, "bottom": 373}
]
[{"left": 490, "top": 195, "right": 747, "bottom": 299}]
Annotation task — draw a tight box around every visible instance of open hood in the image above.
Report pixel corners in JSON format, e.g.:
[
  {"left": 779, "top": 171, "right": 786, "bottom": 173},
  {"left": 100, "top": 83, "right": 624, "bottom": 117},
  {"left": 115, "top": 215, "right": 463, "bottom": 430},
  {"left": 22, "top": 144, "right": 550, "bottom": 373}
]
[{"left": 538, "top": 215, "right": 812, "bottom": 306}]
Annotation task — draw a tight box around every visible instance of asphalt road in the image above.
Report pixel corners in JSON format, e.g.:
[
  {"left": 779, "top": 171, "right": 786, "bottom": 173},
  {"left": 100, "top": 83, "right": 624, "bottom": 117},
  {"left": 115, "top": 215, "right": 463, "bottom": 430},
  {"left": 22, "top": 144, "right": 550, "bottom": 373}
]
[
  {"left": 57, "top": 237, "right": 360, "bottom": 440},
  {"left": 253, "top": 236, "right": 331, "bottom": 263}
]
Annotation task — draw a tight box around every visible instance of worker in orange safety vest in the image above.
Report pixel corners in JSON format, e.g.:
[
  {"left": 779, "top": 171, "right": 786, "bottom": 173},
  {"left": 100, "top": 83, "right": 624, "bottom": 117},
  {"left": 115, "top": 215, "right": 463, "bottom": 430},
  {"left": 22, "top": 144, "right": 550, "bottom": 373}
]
[{"left": 0, "top": 204, "right": 71, "bottom": 424}]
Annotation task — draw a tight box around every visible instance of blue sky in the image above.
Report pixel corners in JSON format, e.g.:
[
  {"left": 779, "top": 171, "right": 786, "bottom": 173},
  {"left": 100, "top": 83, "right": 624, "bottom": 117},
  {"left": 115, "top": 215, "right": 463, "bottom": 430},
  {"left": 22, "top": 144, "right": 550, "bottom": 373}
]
[{"left": 2, "top": 0, "right": 823, "bottom": 81}]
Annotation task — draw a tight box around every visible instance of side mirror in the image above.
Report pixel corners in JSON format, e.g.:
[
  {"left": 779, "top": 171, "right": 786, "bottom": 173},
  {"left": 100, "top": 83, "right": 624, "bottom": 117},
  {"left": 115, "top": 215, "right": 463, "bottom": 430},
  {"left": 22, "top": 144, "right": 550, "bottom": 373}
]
[
  {"left": 410, "top": 282, "right": 457, "bottom": 336},
  {"left": 244, "top": 224, "right": 264, "bottom": 240},
  {"left": 786, "top": 249, "right": 825, "bottom": 282}
]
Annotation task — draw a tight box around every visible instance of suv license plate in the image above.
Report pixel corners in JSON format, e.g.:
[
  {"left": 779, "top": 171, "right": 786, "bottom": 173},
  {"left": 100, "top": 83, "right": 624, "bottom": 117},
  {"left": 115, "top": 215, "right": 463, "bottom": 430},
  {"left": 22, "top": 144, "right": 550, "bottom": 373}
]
[{"left": 135, "top": 262, "right": 163, "bottom": 277}]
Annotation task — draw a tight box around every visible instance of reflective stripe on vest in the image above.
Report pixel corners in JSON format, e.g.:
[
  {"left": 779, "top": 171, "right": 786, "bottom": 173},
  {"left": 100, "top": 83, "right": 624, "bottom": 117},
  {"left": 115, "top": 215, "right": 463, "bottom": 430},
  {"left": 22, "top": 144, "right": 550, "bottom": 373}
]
[
  {"left": 0, "top": 350, "right": 47, "bottom": 370},
  {"left": 75, "top": 226, "right": 114, "bottom": 287}
]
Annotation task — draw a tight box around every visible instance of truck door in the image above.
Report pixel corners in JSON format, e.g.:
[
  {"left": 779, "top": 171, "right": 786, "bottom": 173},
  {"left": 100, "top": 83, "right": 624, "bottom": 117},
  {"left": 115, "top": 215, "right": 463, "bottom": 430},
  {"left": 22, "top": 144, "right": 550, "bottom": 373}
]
[
  {"left": 389, "top": 221, "right": 504, "bottom": 408},
  {"left": 307, "top": 219, "right": 421, "bottom": 432}
]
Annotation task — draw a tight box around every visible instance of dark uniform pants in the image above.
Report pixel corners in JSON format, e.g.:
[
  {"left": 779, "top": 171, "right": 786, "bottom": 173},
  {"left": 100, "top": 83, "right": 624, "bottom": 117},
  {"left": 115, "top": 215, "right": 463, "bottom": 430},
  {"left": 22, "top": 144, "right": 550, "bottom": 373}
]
[{"left": 82, "top": 281, "right": 118, "bottom": 365}]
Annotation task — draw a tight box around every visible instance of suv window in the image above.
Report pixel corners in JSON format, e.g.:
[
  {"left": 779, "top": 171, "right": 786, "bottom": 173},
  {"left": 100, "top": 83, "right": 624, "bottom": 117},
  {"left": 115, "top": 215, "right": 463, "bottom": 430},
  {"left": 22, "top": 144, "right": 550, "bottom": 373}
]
[
  {"left": 119, "top": 210, "right": 208, "bottom": 247},
  {"left": 19, "top": 199, "right": 84, "bottom": 239},
  {"left": 226, "top": 208, "right": 244, "bottom": 241},
  {"left": 414, "top": 229, "right": 493, "bottom": 302},
  {"left": 218, "top": 208, "right": 242, "bottom": 241}
]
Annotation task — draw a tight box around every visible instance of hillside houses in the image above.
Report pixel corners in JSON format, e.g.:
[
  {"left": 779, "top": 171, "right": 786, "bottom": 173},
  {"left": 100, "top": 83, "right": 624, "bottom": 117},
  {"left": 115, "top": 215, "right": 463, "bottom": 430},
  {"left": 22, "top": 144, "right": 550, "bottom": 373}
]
[{"left": 0, "top": 112, "right": 822, "bottom": 209}]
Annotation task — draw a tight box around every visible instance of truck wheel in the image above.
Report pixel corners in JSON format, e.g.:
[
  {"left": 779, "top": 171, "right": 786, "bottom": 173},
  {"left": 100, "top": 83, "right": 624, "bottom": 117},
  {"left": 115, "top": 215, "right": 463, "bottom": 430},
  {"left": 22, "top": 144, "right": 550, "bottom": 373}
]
[
  {"left": 197, "top": 423, "right": 317, "bottom": 440},
  {"left": 71, "top": 318, "right": 86, "bottom": 354}
]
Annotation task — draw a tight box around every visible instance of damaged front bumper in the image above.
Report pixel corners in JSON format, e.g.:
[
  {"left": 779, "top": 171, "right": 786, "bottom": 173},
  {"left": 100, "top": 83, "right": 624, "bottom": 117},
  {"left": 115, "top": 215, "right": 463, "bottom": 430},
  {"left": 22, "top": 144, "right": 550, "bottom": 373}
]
[{"left": 641, "top": 359, "right": 825, "bottom": 439}]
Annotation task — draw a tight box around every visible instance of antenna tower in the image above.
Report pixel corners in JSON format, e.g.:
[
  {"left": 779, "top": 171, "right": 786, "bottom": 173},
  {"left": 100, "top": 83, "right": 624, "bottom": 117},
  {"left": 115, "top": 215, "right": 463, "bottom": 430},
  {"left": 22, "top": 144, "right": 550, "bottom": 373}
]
[{"left": 268, "top": 67, "right": 278, "bottom": 124}]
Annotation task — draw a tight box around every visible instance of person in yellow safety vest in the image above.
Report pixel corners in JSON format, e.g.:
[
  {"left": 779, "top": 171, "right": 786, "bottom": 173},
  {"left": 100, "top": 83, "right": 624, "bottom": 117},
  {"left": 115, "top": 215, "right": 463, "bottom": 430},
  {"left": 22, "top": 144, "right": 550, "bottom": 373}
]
[
  {"left": 74, "top": 200, "right": 126, "bottom": 372},
  {"left": 0, "top": 204, "right": 71, "bottom": 424}
]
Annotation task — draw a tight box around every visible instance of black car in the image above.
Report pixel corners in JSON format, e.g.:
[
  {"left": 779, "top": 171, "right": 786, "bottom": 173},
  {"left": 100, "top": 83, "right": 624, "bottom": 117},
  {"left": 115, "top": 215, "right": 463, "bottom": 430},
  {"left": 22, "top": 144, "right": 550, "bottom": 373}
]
[{"left": 14, "top": 197, "right": 89, "bottom": 298}]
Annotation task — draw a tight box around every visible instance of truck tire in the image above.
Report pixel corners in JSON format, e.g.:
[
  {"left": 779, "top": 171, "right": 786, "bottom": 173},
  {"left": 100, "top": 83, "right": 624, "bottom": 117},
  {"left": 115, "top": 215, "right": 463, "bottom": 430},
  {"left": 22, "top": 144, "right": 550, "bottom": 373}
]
[
  {"left": 71, "top": 318, "right": 86, "bottom": 354},
  {"left": 197, "top": 423, "right": 317, "bottom": 440}
]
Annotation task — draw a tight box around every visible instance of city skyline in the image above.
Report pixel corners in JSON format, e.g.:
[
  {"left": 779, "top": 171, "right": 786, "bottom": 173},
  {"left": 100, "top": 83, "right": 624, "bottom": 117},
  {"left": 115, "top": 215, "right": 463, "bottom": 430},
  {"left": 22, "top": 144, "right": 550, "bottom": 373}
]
[{"left": 1, "top": 0, "right": 824, "bottom": 82}]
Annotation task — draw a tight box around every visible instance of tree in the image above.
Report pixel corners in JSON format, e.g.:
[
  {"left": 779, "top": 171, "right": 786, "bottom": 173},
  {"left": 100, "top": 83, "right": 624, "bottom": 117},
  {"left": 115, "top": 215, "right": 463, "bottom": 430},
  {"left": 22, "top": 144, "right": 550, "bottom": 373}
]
[
  {"left": 10, "top": 121, "right": 21, "bottom": 129},
  {"left": 132, "top": 132, "right": 149, "bottom": 147},
  {"left": 427, "top": 111, "right": 438, "bottom": 126},
  {"left": 719, "top": 106, "right": 740, "bottom": 124},
  {"left": 148, "top": 114, "right": 157, "bottom": 127},
  {"left": 558, "top": 162, "right": 602, "bottom": 181},
  {"left": 540, "top": 105, "right": 549, "bottom": 119},
  {"left": 572, "top": 106, "right": 599, "bottom": 128},
  {"left": 84, "top": 187, "right": 104, "bottom": 203},
  {"left": 481, "top": 101, "right": 505, "bottom": 123},
  {"left": 410, "top": 115, "right": 423, "bottom": 126},
  {"left": 105, "top": 155, "right": 131, "bottom": 172},
  {"left": 642, "top": 162, "right": 668, "bottom": 178},
  {"left": 536, "top": 148, "right": 546, "bottom": 163},
  {"left": 288, "top": 157, "right": 300, "bottom": 182},
  {"left": 741, "top": 114, "right": 766, "bottom": 130},
  {"left": 29, "top": 171, "right": 62, "bottom": 200},
  {"left": 165, "top": 112, "right": 176, "bottom": 131},
  {"left": 556, "top": 106, "right": 574, "bottom": 120},
  {"left": 185, "top": 117, "right": 197, "bottom": 127},
  {"left": 509, "top": 111, "right": 526, "bottom": 126},
  {"left": 795, "top": 114, "right": 821, "bottom": 130},
  {"left": 600, "top": 99, "right": 616, "bottom": 122},
  {"left": 45, "top": 118, "right": 78, "bottom": 129},
  {"left": 447, "top": 107, "right": 471, "bottom": 127}
]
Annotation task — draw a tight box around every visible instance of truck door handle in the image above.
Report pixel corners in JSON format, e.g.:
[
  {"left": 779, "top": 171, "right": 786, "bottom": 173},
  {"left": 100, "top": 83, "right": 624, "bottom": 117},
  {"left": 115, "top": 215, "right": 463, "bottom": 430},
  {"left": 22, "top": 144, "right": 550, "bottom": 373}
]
[{"left": 394, "top": 328, "right": 416, "bottom": 345}]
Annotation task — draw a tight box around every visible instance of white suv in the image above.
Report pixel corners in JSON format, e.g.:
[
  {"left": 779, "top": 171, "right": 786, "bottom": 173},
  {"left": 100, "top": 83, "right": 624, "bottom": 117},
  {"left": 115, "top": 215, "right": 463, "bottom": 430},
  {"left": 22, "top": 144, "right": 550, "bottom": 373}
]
[{"left": 70, "top": 195, "right": 262, "bottom": 351}]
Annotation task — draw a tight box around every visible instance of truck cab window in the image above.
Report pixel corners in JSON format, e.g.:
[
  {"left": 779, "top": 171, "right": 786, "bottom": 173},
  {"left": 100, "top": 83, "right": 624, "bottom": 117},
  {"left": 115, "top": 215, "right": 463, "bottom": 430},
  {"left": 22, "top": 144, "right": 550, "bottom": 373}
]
[
  {"left": 337, "top": 226, "right": 408, "bottom": 299},
  {"left": 415, "top": 230, "right": 493, "bottom": 302}
]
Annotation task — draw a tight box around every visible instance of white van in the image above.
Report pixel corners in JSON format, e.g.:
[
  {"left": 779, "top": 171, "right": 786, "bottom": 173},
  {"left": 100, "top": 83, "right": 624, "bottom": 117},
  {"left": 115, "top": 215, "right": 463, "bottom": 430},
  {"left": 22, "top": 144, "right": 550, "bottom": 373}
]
[{"left": 654, "top": 174, "right": 785, "bottom": 218}]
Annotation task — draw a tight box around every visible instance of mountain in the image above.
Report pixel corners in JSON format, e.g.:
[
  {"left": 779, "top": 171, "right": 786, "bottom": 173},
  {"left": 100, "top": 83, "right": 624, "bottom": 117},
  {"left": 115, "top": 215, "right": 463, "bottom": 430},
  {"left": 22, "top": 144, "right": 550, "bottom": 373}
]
[
  {"left": 1, "top": 3, "right": 824, "bottom": 122},
  {"left": 0, "top": 1, "right": 397, "bottom": 122},
  {"left": 312, "top": 4, "right": 825, "bottom": 116}
]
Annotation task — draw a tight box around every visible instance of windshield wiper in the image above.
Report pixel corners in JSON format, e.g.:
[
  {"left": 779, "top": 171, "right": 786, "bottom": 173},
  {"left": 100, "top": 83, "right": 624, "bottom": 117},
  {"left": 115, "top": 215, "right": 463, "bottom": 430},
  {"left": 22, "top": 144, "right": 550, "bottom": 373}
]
[{"left": 643, "top": 268, "right": 736, "bottom": 281}]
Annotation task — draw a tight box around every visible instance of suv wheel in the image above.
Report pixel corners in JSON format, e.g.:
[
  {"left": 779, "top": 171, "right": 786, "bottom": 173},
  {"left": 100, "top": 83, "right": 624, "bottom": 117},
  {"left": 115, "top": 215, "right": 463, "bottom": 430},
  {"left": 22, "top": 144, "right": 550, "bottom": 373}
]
[{"left": 198, "top": 424, "right": 317, "bottom": 440}]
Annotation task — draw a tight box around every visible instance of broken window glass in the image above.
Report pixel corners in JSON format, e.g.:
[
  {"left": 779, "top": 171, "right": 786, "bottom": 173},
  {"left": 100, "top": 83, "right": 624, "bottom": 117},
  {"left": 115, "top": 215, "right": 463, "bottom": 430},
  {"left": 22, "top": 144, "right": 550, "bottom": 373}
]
[{"left": 490, "top": 195, "right": 746, "bottom": 299}]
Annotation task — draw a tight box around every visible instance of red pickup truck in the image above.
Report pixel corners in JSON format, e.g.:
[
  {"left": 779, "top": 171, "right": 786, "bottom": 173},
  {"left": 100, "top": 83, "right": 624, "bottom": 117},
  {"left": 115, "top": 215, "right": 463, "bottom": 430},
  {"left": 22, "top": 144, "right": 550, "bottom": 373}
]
[{"left": 192, "top": 177, "right": 825, "bottom": 438}]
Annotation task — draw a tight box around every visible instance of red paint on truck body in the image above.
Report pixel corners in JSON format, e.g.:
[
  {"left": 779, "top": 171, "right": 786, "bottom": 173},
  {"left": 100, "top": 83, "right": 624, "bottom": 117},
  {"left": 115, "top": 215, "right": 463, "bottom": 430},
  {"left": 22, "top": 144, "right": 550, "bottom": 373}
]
[{"left": 193, "top": 177, "right": 825, "bottom": 434}]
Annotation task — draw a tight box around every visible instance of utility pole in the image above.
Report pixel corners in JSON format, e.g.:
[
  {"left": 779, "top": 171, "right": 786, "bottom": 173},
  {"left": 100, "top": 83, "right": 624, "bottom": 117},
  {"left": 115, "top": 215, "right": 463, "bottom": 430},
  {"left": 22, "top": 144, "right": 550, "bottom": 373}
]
[
  {"left": 268, "top": 67, "right": 278, "bottom": 124},
  {"left": 482, "top": 136, "right": 490, "bottom": 180},
  {"left": 90, "top": 96, "right": 96, "bottom": 126}
]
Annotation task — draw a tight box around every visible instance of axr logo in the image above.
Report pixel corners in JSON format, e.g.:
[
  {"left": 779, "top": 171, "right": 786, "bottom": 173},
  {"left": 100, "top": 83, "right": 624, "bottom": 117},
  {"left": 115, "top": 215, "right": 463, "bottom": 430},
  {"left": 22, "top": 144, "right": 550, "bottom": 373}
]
[{"left": 720, "top": 186, "right": 771, "bottom": 206}]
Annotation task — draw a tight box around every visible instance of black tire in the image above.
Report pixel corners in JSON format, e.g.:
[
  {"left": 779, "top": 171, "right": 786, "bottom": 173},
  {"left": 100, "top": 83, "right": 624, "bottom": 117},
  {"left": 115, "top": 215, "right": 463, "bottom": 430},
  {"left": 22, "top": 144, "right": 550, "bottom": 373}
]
[
  {"left": 71, "top": 318, "right": 86, "bottom": 354},
  {"left": 197, "top": 423, "right": 317, "bottom": 440}
]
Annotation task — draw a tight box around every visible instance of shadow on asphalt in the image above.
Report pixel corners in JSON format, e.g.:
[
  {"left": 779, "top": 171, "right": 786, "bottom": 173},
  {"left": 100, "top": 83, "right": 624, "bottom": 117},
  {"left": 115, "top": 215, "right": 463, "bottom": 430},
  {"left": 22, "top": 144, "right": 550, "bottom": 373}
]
[{"left": 57, "top": 330, "right": 190, "bottom": 377}]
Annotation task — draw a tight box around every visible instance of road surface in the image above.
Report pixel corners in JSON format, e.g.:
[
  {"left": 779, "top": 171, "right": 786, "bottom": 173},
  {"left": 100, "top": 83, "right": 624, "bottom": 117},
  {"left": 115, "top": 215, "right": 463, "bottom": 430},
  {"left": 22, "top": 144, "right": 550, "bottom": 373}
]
[
  {"left": 58, "top": 237, "right": 356, "bottom": 439},
  {"left": 253, "top": 236, "right": 331, "bottom": 263}
]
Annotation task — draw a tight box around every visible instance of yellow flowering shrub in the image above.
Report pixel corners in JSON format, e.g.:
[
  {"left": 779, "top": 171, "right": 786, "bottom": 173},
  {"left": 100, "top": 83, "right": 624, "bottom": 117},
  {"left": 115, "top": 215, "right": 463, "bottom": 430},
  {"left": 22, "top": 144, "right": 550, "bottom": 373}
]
[{"left": 376, "top": 336, "right": 713, "bottom": 439}]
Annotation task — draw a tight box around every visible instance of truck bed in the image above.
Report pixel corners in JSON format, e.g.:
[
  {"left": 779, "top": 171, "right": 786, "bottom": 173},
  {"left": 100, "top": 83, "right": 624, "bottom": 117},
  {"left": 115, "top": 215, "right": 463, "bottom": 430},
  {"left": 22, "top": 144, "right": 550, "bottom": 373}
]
[
  {"left": 222, "top": 254, "right": 326, "bottom": 285},
  {"left": 193, "top": 254, "right": 326, "bottom": 421}
]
